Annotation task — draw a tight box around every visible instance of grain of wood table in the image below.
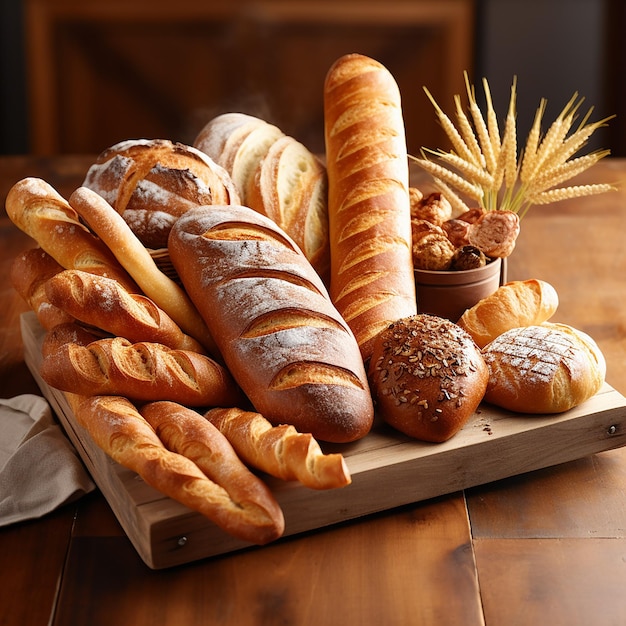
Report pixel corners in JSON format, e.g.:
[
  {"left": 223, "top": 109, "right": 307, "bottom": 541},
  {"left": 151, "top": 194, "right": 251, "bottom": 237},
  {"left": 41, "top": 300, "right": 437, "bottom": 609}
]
[{"left": 1, "top": 156, "right": 625, "bottom": 626}]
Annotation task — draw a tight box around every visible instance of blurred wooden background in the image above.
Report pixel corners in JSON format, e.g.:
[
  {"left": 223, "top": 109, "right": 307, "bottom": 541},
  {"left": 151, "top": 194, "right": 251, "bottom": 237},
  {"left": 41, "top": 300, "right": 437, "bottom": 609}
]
[
  {"left": 1, "top": 0, "right": 623, "bottom": 157},
  {"left": 19, "top": 0, "right": 475, "bottom": 157}
]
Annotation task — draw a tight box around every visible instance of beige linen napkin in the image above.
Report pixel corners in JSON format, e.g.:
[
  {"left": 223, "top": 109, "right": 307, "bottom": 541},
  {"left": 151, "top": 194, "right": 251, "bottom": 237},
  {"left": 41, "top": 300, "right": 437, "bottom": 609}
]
[{"left": 0, "top": 394, "right": 95, "bottom": 526}]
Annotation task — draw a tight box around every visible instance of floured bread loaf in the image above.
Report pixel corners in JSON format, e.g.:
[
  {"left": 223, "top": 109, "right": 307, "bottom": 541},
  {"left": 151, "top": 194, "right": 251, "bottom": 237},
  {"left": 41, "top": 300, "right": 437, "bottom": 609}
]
[
  {"left": 82, "top": 138, "right": 240, "bottom": 249},
  {"left": 168, "top": 204, "right": 374, "bottom": 443},
  {"left": 482, "top": 323, "right": 606, "bottom": 413}
]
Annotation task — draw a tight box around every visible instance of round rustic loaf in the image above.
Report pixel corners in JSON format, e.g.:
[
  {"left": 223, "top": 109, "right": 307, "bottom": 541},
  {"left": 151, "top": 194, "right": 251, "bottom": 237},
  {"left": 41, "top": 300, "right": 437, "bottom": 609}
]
[
  {"left": 482, "top": 323, "right": 606, "bottom": 413},
  {"left": 368, "top": 314, "right": 488, "bottom": 442},
  {"left": 82, "top": 138, "right": 239, "bottom": 249}
]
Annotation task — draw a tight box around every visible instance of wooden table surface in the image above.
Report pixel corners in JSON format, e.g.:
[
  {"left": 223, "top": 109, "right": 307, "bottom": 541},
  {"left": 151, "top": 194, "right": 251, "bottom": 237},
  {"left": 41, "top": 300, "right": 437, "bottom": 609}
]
[{"left": 1, "top": 156, "right": 625, "bottom": 626}]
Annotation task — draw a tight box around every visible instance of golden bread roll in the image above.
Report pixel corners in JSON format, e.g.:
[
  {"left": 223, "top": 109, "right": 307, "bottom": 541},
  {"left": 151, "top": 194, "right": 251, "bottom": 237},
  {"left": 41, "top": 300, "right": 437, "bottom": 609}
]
[
  {"left": 482, "top": 323, "right": 606, "bottom": 413},
  {"left": 457, "top": 279, "right": 559, "bottom": 347},
  {"left": 324, "top": 53, "right": 417, "bottom": 361},
  {"left": 140, "top": 401, "right": 284, "bottom": 542},
  {"left": 10, "top": 247, "right": 75, "bottom": 330},
  {"left": 468, "top": 210, "right": 521, "bottom": 258},
  {"left": 68, "top": 186, "right": 217, "bottom": 355},
  {"left": 45, "top": 269, "right": 205, "bottom": 353},
  {"left": 5, "top": 177, "right": 138, "bottom": 292},
  {"left": 168, "top": 204, "right": 374, "bottom": 443},
  {"left": 40, "top": 336, "right": 243, "bottom": 407},
  {"left": 368, "top": 314, "right": 488, "bottom": 442},
  {"left": 205, "top": 407, "right": 351, "bottom": 490},
  {"left": 69, "top": 394, "right": 283, "bottom": 545},
  {"left": 82, "top": 138, "right": 240, "bottom": 249}
]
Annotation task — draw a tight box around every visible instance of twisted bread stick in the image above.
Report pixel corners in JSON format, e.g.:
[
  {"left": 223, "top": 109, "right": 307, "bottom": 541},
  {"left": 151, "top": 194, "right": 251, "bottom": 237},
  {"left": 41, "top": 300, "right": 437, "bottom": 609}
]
[
  {"left": 205, "top": 407, "right": 351, "bottom": 490},
  {"left": 69, "top": 395, "right": 283, "bottom": 545}
]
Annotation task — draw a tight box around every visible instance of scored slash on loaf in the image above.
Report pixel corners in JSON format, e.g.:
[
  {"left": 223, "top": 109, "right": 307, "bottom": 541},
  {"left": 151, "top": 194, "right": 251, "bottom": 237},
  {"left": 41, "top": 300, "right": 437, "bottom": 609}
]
[{"left": 39, "top": 336, "right": 244, "bottom": 407}]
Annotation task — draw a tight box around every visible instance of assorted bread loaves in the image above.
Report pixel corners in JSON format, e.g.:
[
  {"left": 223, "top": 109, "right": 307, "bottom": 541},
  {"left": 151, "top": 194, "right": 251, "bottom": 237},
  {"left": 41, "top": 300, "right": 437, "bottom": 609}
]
[{"left": 5, "top": 52, "right": 612, "bottom": 551}]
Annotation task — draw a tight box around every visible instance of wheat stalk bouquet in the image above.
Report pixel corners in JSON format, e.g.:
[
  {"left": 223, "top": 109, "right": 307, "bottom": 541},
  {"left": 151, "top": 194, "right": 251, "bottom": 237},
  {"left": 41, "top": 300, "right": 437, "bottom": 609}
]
[{"left": 411, "top": 73, "right": 615, "bottom": 219}]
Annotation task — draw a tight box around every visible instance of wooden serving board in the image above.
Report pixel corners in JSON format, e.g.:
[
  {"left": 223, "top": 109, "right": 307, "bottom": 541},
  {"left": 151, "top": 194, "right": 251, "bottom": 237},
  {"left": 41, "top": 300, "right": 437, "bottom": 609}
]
[{"left": 22, "top": 312, "right": 626, "bottom": 569}]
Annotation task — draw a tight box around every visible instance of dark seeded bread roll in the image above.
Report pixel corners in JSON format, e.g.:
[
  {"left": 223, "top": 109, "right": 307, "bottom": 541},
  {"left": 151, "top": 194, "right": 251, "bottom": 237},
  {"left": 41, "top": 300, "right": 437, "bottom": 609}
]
[{"left": 368, "top": 314, "right": 488, "bottom": 442}]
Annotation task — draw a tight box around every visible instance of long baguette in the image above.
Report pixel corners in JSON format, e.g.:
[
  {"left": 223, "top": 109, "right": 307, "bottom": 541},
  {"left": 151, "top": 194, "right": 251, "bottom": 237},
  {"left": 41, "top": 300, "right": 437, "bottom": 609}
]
[
  {"left": 324, "top": 53, "right": 417, "bottom": 362},
  {"left": 69, "top": 394, "right": 283, "bottom": 545},
  {"left": 140, "top": 401, "right": 284, "bottom": 536},
  {"left": 40, "top": 336, "right": 244, "bottom": 407},
  {"left": 5, "top": 177, "right": 138, "bottom": 292},
  {"left": 68, "top": 186, "right": 218, "bottom": 356},
  {"left": 45, "top": 269, "right": 205, "bottom": 353},
  {"left": 205, "top": 407, "right": 351, "bottom": 490}
]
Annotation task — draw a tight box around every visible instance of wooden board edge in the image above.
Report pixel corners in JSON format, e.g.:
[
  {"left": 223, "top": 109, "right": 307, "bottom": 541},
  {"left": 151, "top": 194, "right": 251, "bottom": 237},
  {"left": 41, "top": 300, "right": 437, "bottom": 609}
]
[{"left": 21, "top": 312, "right": 626, "bottom": 569}]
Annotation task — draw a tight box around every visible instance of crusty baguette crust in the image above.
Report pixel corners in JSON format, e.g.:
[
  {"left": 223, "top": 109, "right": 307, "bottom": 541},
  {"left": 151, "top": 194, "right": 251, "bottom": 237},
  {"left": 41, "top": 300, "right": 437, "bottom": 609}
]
[
  {"left": 5, "top": 177, "right": 138, "bottom": 292},
  {"left": 140, "top": 401, "right": 284, "bottom": 541},
  {"left": 205, "top": 407, "right": 351, "bottom": 490},
  {"left": 482, "top": 323, "right": 606, "bottom": 413},
  {"left": 324, "top": 53, "right": 417, "bottom": 361},
  {"left": 40, "top": 322, "right": 102, "bottom": 358},
  {"left": 40, "top": 336, "right": 243, "bottom": 407},
  {"left": 169, "top": 204, "right": 374, "bottom": 443},
  {"left": 458, "top": 279, "right": 559, "bottom": 347},
  {"left": 68, "top": 186, "right": 217, "bottom": 356},
  {"left": 10, "top": 247, "right": 75, "bottom": 330},
  {"left": 45, "top": 269, "right": 205, "bottom": 353},
  {"left": 70, "top": 394, "right": 283, "bottom": 545}
]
